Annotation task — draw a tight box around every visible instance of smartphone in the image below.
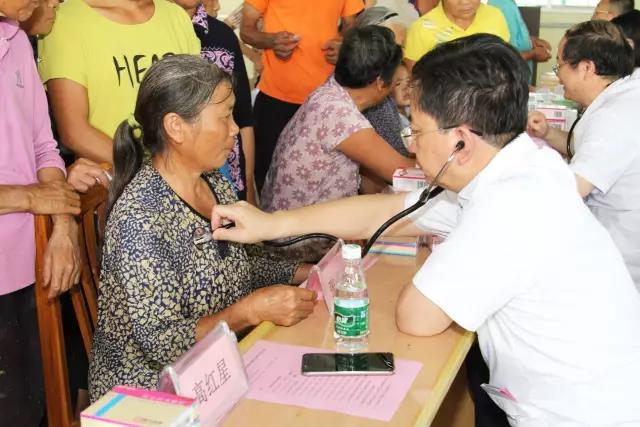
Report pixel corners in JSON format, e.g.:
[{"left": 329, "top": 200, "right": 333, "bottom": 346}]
[{"left": 301, "top": 352, "right": 395, "bottom": 376}]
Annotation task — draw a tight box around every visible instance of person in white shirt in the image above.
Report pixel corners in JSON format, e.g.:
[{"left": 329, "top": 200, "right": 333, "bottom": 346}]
[
  {"left": 210, "top": 34, "right": 640, "bottom": 426},
  {"left": 528, "top": 20, "right": 640, "bottom": 291}
]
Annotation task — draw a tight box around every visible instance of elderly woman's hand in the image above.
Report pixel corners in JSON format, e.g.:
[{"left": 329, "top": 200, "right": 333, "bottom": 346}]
[{"left": 245, "top": 285, "right": 317, "bottom": 327}]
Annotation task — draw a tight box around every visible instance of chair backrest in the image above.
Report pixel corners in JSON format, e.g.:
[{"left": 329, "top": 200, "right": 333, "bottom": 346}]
[{"left": 34, "top": 183, "right": 108, "bottom": 427}]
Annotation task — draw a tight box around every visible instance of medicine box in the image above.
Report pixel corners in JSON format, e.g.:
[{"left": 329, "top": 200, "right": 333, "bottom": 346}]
[
  {"left": 393, "top": 167, "right": 426, "bottom": 192},
  {"left": 533, "top": 105, "right": 578, "bottom": 131},
  {"left": 81, "top": 385, "right": 199, "bottom": 427}
]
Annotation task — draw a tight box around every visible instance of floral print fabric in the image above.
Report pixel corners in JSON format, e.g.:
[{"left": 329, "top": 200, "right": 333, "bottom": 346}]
[
  {"left": 259, "top": 77, "right": 372, "bottom": 261},
  {"left": 88, "top": 163, "right": 297, "bottom": 401},
  {"left": 261, "top": 77, "right": 372, "bottom": 212},
  {"left": 193, "top": 4, "right": 252, "bottom": 197}
]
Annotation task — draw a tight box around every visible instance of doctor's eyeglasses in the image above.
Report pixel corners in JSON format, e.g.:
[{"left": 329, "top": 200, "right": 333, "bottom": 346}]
[{"left": 401, "top": 126, "right": 483, "bottom": 146}]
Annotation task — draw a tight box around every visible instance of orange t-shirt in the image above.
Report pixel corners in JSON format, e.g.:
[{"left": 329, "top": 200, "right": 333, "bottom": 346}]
[{"left": 247, "top": 0, "right": 364, "bottom": 104}]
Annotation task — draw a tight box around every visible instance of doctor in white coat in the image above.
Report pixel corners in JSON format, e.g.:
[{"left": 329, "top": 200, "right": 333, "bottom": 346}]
[
  {"left": 528, "top": 20, "right": 640, "bottom": 291},
  {"left": 213, "top": 34, "right": 640, "bottom": 426}
]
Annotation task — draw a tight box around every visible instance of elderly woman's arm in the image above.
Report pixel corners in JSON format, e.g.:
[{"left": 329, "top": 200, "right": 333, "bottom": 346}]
[
  {"left": 110, "top": 220, "right": 315, "bottom": 363},
  {"left": 196, "top": 284, "right": 316, "bottom": 339},
  {"left": 244, "top": 244, "right": 310, "bottom": 286},
  {"left": 338, "top": 128, "right": 414, "bottom": 182}
]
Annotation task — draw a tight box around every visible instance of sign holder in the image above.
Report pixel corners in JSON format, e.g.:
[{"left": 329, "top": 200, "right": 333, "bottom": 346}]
[{"left": 159, "top": 321, "right": 248, "bottom": 426}]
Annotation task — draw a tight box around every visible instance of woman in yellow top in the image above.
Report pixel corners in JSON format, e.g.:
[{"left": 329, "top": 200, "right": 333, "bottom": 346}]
[
  {"left": 38, "top": 0, "right": 200, "bottom": 163},
  {"left": 404, "top": 0, "right": 510, "bottom": 70}
]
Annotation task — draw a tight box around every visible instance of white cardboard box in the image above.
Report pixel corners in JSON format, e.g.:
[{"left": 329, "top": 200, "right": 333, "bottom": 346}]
[
  {"left": 393, "top": 167, "right": 426, "bottom": 192},
  {"left": 534, "top": 105, "right": 578, "bottom": 131}
]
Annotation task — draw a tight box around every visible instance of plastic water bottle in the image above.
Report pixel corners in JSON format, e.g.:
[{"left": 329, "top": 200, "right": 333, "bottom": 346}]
[{"left": 334, "top": 244, "right": 369, "bottom": 352}]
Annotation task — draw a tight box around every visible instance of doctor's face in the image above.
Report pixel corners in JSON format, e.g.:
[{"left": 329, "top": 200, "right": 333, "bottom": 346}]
[
  {"left": 408, "top": 106, "right": 460, "bottom": 190},
  {"left": 555, "top": 38, "right": 582, "bottom": 104}
]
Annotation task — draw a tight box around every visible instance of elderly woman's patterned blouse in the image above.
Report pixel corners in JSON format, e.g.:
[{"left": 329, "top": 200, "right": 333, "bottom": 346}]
[{"left": 88, "top": 163, "right": 298, "bottom": 401}]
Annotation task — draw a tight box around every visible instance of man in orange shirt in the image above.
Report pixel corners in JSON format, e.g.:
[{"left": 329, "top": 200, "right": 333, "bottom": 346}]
[{"left": 240, "top": 0, "right": 364, "bottom": 194}]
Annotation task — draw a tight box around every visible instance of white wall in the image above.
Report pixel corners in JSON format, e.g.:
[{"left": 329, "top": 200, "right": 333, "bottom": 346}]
[
  {"left": 537, "top": 7, "right": 593, "bottom": 84},
  {"left": 219, "top": 0, "right": 244, "bottom": 16}
]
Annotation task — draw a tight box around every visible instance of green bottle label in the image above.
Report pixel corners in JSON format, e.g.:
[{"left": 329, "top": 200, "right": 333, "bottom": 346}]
[{"left": 334, "top": 301, "right": 369, "bottom": 337}]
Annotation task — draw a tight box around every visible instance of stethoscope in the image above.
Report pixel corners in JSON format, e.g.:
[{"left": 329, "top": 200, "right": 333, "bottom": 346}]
[
  {"left": 360, "top": 140, "right": 464, "bottom": 256},
  {"left": 193, "top": 141, "right": 465, "bottom": 257}
]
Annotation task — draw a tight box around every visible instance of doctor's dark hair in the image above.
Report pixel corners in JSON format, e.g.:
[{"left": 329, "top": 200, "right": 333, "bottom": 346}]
[
  {"left": 612, "top": 10, "right": 640, "bottom": 67},
  {"left": 107, "top": 55, "right": 232, "bottom": 216},
  {"left": 334, "top": 25, "right": 403, "bottom": 88},
  {"left": 561, "top": 20, "right": 633, "bottom": 79},
  {"left": 411, "top": 34, "right": 529, "bottom": 148}
]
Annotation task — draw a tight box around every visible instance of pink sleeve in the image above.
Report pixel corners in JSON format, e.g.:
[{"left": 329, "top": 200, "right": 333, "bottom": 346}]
[{"left": 28, "top": 47, "right": 65, "bottom": 175}]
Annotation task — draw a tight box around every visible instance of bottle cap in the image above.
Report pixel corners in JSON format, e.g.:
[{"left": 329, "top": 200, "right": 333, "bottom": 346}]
[{"left": 342, "top": 244, "right": 362, "bottom": 260}]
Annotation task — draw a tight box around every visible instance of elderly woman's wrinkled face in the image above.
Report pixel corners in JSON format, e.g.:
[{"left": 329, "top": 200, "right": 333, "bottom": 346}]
[
  {"left": 20, "top": 0, "right": 59, "bottom": 36},
  {"left": 442, "top": 0, "right": 481, "bottom": 22},
  {"left": 185, "top": 82, "right": 239, "bottom": 171},
  {"left": 0, "top": 0, "right": 40, "bottom": 21}
]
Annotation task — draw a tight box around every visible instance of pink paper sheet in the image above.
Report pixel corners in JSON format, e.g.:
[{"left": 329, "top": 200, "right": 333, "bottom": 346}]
[{"left": 243, "top": 340, "right": 423, "bottom": 422}]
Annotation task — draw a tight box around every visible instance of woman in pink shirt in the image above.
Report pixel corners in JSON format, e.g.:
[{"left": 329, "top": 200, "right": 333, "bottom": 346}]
[
  {"left": 261, "top": 26, "right": 413, "bottom": 261},
  {"left": 0, "top": 0, "right": 97, "bottom": 422}
]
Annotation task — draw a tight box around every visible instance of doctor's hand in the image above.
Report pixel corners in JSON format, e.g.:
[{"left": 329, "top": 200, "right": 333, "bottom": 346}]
[
  {"left": 527, "top": 111, "right": 550, "bottom": 139},
  {"left": 212, "top": 201, "right": 279, "bottom": 243},
  {"left": 244, "top": 285, "right": 317, "bottom": 327}
]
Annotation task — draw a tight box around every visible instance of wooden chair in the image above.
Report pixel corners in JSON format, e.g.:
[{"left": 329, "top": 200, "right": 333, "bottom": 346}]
[{"left": 34, "top": 183, "right": 108, "bottom": 427}]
